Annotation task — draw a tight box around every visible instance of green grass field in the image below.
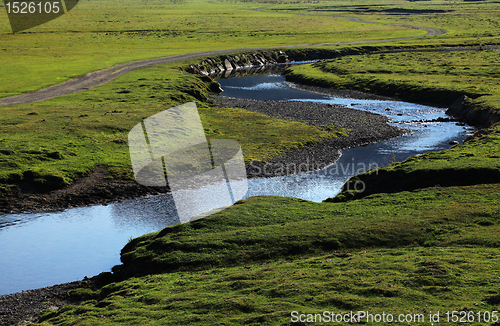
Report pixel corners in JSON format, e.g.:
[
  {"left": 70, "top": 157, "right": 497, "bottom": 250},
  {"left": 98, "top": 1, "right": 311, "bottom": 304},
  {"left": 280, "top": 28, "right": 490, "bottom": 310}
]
[
  {"left": 1, "top": 0, "right": 498, "bottom": 98},
  {"left": 37, "top": 184, "right": 500, "bottom": 325},
  {"left": 0, "top": 0, "right": 423, "bottom": 98},
  {"left": 266, "top": 0, "right": 500, "bottom": 46},
  {"left": 1, "top": 0, "right": 500, "bottom": 325}
]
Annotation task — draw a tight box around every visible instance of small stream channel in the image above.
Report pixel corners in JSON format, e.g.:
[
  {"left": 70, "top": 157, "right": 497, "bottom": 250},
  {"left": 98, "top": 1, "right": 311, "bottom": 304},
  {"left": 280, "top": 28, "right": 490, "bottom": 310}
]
[{"left": 0, "top": 71, "right": 473, "bottom": 296}]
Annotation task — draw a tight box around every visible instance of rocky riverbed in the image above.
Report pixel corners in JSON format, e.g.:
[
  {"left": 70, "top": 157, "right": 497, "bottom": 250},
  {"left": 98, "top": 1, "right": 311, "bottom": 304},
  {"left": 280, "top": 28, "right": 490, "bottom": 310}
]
[{"left": 214, "top": 94, "right": 408, "bottom": 178}]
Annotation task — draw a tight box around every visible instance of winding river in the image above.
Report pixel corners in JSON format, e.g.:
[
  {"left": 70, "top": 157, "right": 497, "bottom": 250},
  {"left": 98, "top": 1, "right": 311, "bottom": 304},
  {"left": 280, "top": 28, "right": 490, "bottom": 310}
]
[{"left": 0, "top": 72, "right": 472, "bottom": 296}]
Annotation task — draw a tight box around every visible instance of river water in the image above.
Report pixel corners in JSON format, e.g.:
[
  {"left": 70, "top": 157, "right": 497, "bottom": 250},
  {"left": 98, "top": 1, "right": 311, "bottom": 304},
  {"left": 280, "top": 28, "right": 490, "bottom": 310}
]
[{"left": 0, "top": 72, "right": 473, "bottom": 295}]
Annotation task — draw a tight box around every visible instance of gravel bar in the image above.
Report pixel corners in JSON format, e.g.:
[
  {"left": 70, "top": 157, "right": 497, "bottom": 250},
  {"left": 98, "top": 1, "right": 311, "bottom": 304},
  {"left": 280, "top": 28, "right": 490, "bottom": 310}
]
[{"left": 214, "top": 95, "right": 409, "bottom": 178}]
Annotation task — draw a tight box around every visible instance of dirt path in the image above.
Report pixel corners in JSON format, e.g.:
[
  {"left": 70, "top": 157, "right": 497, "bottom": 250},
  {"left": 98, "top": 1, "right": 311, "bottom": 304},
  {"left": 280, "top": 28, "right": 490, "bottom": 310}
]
[
  {"left": 0, "top": 12, "right": 445, "bottom": 108},
  {"left": 247, "top": 6, "right": 446, "bottom": 43}
]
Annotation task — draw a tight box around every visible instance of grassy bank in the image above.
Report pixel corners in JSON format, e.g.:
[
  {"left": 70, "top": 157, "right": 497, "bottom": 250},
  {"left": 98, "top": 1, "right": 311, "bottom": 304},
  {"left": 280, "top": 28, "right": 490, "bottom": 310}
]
[
  {"left": 37, "top": 184, "right": 500, "bottom": 325},
  {"left": 0, "top": 63, "right": 339, "bottom": 195},
  {"left": 284, "top": 47, "right": 500, "bottom": 201},
  {"left": 331, "top": 126, "right": 500, "bottom": 202},
  {"left": 286, "top": 49, "right": 500, "bottom": 113}
]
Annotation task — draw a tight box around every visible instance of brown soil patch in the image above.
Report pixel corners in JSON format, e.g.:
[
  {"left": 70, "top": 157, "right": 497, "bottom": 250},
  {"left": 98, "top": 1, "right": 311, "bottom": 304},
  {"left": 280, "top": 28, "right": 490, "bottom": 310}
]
[{"left": 0, "top": 166, "right": 168, "bottom": 215}]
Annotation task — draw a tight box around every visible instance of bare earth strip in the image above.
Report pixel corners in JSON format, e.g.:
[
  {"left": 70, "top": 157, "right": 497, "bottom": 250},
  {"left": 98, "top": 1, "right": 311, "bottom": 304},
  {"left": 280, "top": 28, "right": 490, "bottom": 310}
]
[
  {"left": 247, "top": 6, "right": 446, "bottom": 43},
  {"left": 0, "top": 14, "right": 445, "bottom": 107}
]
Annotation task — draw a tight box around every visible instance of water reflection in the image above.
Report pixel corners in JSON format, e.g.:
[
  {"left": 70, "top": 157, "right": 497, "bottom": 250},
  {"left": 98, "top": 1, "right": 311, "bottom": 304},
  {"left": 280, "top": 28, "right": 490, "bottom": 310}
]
[
  {"left": 219, "top": 74, "right": 332, "bottom": 101},
  {"left": 110, "top": 194, "right": 179, "bottom": 230}
]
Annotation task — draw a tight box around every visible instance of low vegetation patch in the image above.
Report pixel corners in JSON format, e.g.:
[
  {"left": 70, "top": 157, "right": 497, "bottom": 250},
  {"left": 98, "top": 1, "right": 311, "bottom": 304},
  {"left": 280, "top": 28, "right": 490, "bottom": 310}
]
[
  {"left": 37, "top": 184, "right": 500, "bottom": 325},
  {"left": 286, "top": 49, "right": 500, "bottom": 113}
]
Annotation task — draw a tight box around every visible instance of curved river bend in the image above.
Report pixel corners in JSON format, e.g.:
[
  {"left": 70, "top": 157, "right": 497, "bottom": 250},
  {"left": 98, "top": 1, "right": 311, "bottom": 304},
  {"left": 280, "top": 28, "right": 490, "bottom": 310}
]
[{"left": 0, "top": 73, "right": 472, "bottom": 295}]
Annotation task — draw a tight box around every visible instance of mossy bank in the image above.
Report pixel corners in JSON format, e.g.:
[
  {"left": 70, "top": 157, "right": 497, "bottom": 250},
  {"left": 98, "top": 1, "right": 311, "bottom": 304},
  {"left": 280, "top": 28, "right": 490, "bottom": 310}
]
[{"left": 285, "top": 48, "right": 500, "bottom": 127}]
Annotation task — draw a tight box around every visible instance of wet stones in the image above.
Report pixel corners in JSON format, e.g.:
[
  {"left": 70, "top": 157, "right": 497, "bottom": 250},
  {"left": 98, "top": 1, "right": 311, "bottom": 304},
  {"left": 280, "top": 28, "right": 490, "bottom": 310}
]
[{"left": 187, "top": 49, "right": 341, "bottom": 77}]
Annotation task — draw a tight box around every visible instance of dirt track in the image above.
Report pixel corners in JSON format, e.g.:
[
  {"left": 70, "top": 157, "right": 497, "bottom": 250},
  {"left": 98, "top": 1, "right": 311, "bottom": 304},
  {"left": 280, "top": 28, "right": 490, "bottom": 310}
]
[
  {"left": 0, "top": 12, "right": 446, "bottom": 108},
  {"left": 247, "top": 6, "right": 446, "bottom": 44}
]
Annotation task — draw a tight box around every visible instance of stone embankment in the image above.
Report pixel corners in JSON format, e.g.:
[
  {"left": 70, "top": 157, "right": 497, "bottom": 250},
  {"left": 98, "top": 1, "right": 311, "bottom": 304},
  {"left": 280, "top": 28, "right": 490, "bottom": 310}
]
[{"left": 186, "top": 49, "right": 340, "bottom": 77}]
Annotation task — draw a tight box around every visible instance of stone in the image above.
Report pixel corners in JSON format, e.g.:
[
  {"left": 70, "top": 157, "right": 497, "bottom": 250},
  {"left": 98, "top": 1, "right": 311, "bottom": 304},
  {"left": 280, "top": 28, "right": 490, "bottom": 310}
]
[{"left": 224, "top": 59, "right": 233, "bottom": 71}]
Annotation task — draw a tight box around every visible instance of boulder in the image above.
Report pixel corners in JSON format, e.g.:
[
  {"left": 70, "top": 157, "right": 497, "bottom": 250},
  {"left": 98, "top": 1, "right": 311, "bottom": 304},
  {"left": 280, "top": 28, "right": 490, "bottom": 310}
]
[{"left": 224, "top": 59, "right": 234, "bottom": 71}]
